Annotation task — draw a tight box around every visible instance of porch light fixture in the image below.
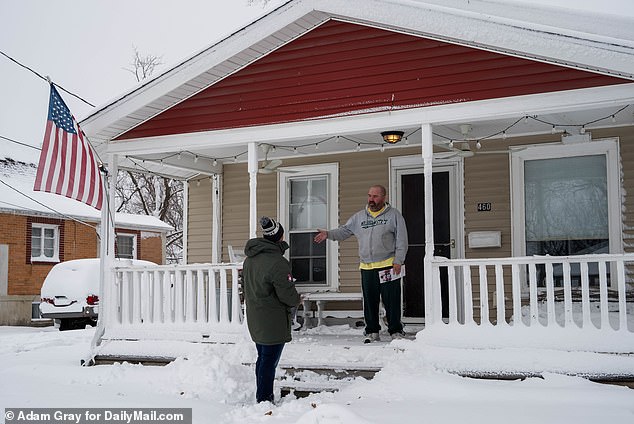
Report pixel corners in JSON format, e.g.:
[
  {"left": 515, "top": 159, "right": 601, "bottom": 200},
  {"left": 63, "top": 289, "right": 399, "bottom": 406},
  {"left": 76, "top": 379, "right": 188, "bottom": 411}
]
[{"left": 381, "top": 130, "right": 404, "bottom": 144}]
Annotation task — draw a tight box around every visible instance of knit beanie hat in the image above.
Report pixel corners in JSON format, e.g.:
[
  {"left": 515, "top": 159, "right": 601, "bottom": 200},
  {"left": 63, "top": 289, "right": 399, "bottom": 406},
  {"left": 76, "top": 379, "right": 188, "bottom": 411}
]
[{"left": 260, "top": 216, "right": 284, "bottom": 243}]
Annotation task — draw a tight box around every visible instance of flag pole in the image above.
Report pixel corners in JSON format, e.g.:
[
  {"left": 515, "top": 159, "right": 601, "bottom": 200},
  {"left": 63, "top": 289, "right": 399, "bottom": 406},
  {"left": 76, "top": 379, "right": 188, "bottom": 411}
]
[{"left": 85, "top": 161, "right": 110, "bottom": 365}]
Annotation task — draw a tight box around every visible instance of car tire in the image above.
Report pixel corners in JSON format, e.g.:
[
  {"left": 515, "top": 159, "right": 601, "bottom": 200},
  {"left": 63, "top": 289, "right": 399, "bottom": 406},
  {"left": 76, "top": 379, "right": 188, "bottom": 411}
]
[
  {"left": 59, "top": 319, "right": 72, "bottom": 331},
  {"left": 59, "top": 318, "right": 88, "bottom": 331}
]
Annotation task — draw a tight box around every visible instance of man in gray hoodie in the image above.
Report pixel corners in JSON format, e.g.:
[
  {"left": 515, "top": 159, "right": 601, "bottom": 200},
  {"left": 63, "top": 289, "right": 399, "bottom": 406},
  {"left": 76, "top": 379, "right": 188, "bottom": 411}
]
[{"left": 314, "top": 185, "right": 408, "bottom": 343}]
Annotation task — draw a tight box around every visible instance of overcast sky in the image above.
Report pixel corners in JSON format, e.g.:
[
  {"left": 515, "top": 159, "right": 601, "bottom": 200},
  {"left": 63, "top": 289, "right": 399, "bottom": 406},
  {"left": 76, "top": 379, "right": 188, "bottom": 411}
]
[
  {"left": 2, "top": 0, "right": 633, "bottom": 164},
  {"left": 0, "top": 0, "right": 286, "bottom": 163}
]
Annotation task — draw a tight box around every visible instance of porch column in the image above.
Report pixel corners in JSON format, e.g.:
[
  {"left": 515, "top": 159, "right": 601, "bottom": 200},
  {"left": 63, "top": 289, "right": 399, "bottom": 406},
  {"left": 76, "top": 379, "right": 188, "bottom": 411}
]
[
  {"left": 182, "top": 178, "right": 188, "bottom": 264},
  {"left": 107, "top": 154, "right": 118, "bottom": 264},
  {"left": 247, "top": 142, "right": 258, "bottom": 239},
  {"left": 89, "top": 153, "right": 118, "bottom": 353},
  {"left": 105, "top": 154, "right": 118, "bottom": 330},
  {"left": 211, "top": 174, "right": 222, "bottom": 263},
  {"left": 421, "top": 124, "right": 437, "bottom": 325}
]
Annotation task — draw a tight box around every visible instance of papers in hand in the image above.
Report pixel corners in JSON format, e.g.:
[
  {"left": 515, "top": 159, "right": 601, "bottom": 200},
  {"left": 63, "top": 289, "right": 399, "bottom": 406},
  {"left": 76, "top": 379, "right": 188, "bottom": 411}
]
[{"left": 378, "top": 265, "right": 405, "bottom": 283}]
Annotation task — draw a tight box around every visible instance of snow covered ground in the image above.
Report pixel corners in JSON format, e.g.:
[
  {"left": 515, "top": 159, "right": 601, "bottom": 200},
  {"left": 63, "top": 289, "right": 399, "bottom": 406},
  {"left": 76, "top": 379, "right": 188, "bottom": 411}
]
[{"left": 1, "top": 324, "right": 633, "bottom": 424}]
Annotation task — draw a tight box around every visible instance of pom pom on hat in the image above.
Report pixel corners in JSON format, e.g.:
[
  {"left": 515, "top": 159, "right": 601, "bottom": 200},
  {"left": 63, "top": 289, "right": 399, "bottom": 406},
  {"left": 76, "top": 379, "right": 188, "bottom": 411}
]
[{"left": 260, "top": 216, "right": 284, "bottom": 243}]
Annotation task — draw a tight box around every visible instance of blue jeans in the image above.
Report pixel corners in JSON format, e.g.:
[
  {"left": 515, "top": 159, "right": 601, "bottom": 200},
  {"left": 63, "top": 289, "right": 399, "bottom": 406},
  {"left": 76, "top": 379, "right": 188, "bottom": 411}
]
[{"left": 255, "top": 343, "right": 285, "bottom": 403}]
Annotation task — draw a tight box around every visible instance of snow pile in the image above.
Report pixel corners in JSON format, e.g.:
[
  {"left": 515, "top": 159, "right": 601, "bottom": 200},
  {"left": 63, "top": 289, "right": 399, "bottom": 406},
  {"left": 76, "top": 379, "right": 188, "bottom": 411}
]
[{"left": 148, "top": 348, "right": 255, "bottom": 404}]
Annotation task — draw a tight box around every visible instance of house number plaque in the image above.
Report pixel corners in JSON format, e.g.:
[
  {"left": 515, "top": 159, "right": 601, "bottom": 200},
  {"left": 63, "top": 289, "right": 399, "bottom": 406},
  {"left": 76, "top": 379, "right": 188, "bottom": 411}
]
[{"left": 477, "top": 202, "right": 492, "bottom": 212}]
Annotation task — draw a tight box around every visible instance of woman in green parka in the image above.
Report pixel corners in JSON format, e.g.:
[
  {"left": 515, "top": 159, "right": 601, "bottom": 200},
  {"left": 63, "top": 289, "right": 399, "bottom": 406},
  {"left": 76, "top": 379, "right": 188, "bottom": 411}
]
[{"left": 242, "top": 216, "right": 300, "bottom": 403}]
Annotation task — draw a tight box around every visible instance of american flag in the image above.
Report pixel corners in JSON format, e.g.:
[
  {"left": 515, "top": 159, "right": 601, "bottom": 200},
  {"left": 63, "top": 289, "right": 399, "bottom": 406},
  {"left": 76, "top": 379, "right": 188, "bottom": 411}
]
[{"left": 34, "top": 84, "right": 103, "bottom": 210}]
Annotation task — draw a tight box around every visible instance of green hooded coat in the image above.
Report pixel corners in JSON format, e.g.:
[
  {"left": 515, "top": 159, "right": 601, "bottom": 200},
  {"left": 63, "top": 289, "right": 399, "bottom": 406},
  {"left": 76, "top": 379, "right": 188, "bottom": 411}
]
[{"left": 242, "top": 238, "right": 300, "bottom": 345}]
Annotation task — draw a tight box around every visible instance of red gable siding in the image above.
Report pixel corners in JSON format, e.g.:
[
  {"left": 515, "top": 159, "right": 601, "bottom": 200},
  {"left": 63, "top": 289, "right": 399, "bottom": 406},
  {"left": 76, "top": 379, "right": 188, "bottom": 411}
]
[{"left": 118, "top": 20, "right": 629, "bottom": 140}]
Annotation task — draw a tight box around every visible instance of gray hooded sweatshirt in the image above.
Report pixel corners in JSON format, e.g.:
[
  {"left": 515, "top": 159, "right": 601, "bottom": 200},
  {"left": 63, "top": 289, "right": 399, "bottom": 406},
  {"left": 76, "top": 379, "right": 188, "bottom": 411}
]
[{"left": 327, "top": 203, "right": 408, "bottom": 265}]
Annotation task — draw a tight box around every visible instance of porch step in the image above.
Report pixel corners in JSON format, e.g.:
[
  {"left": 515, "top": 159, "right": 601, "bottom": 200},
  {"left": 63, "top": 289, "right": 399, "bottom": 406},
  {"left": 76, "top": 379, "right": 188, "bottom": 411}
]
[
  {"left": 30, "top": 318, "right": 54, "bottom": 327},
  {"left": 87, "top": 354, "right": 175, "bottom": 366},
  {"left": 279, "top": 380, "right": 346, "bottom": 397},
  {"left": 455, "top": 370, "right": 634, "bottom": 389},
  {"left": 278, "top": 364, "right": 381, "bottom": 398}
]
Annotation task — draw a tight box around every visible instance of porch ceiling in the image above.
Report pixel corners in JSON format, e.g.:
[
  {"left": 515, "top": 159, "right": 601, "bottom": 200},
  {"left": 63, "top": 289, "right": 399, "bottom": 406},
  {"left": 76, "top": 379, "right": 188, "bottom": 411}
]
[{"left": 107, "top": 102, "right": 634, "bottom": 181}]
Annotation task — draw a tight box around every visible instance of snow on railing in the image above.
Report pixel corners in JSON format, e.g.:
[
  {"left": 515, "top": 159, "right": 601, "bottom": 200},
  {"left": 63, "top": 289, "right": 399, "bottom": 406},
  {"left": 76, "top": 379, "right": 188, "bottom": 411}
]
[
  {"left": 101, "top": 262, "right": 246, "bottom": 343},
  {"left": 427, "top": 253, "right": 634, "bottom": 352}
]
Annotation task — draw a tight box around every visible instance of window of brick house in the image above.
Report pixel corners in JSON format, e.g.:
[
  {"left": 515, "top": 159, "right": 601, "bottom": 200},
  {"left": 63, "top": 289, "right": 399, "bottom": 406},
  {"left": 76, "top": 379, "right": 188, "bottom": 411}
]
[
  {"left": 31, "top": 223, "right": 60, "bottom": 262},
  {"left": 116, "top": 233, "right": 137, "bottom": 259}
]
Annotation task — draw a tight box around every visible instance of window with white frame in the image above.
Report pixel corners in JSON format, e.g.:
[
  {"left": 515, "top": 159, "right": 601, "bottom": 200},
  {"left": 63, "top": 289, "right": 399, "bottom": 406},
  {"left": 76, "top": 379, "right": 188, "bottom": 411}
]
[
  {"left": 511, "top": 139, "right": 621, "bottom": 287},
  {"left": 116, "top": 233, "right": 137, "bottom": 259},
  {"left": 279, "top": 164, "right": 338, "bottom": 290},
  {"left": 31, "top": 223, "right": 59, "bottom": 262}
]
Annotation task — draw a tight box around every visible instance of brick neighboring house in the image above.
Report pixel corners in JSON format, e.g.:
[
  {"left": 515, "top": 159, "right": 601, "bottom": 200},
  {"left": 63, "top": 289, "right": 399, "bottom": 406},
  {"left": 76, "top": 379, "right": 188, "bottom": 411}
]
[{"left": 0, "top": 158, "right": 172, "bottom": 326}]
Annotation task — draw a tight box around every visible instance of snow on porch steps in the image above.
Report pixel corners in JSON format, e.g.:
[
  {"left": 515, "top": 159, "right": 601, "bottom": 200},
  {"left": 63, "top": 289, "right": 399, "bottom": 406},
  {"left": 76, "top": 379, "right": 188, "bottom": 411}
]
[
  {"left": 88, "top": 328, "right": 634, "bottom": 392},
  {"left": 277, "top": 363, "right": 382, "bottom": 398},
  {"left": 88, "top": 326, "right": 405, "bottom": 369},
  {"left": 272, "top": 327, "right": 407, "bottom": 397}
]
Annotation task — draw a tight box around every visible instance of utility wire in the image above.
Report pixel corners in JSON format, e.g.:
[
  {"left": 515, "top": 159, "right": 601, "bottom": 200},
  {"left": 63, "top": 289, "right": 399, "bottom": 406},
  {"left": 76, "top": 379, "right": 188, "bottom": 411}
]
[
  {"left": 0, "top": 134, "right": 40, "bottom": 150},
  {"left": 0, "top": 49, "right": 95, "bottom": 107}
]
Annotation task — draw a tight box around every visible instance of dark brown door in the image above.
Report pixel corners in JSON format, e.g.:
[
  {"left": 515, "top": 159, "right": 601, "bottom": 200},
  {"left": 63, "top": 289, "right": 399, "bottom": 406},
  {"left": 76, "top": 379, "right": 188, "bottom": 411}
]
[{"left": 401, "top": 171, "right": 451, "bottom": 318}]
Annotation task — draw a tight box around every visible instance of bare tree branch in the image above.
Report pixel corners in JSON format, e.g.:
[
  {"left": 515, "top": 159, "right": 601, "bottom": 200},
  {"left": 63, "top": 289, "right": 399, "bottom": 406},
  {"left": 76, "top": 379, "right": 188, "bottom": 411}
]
[
  {"left": 123, "top": 46, "right": 163, "bottom": 82},
  {"left": 117, "top": 48, "right": 183, "bottom": 263}
]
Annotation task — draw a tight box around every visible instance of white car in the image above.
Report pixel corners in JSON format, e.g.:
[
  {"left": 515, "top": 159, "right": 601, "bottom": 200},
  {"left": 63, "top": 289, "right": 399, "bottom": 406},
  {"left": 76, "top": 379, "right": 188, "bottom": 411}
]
[{"left": 39, "top": 258, "right": 156, "bottom": 331}]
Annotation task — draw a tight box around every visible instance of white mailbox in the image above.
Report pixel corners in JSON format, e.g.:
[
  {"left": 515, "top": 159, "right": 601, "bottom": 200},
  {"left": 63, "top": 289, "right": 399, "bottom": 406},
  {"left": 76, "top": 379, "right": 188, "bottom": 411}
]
[{"left": 468, "top": 231, "right": 502, "bottom": 249}]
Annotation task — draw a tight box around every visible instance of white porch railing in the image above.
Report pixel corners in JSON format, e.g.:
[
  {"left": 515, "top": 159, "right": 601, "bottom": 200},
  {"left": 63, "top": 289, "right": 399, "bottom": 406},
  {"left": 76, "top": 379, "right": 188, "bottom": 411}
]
[
  {"left": 427, "top": 253, "right": 634, "bottom": 353},
  {"left": 100, "top": 263, "right": 246, "bottom": 343}
]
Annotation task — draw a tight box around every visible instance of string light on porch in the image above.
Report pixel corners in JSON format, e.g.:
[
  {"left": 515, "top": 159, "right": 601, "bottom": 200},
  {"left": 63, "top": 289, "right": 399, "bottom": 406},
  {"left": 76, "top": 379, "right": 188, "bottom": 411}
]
[
  {"left": 433, "top": 104, "right": 631, "bottom": 150},
  {"left": 123, "top": 104, "right": 631, "bottom": 166}
]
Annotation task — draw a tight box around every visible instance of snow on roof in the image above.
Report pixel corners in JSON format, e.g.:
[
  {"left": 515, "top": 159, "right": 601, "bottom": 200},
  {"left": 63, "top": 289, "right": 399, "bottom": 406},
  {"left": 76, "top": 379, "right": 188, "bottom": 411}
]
[
  {"left": 0, "top": 158, "right": 172, "bottom": 232},
  {"left": 404, "top": 0, "right": 634, "bottom": 44},
  {"left": 81, "top": 0, "right": 634, "bottom": 143}
]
